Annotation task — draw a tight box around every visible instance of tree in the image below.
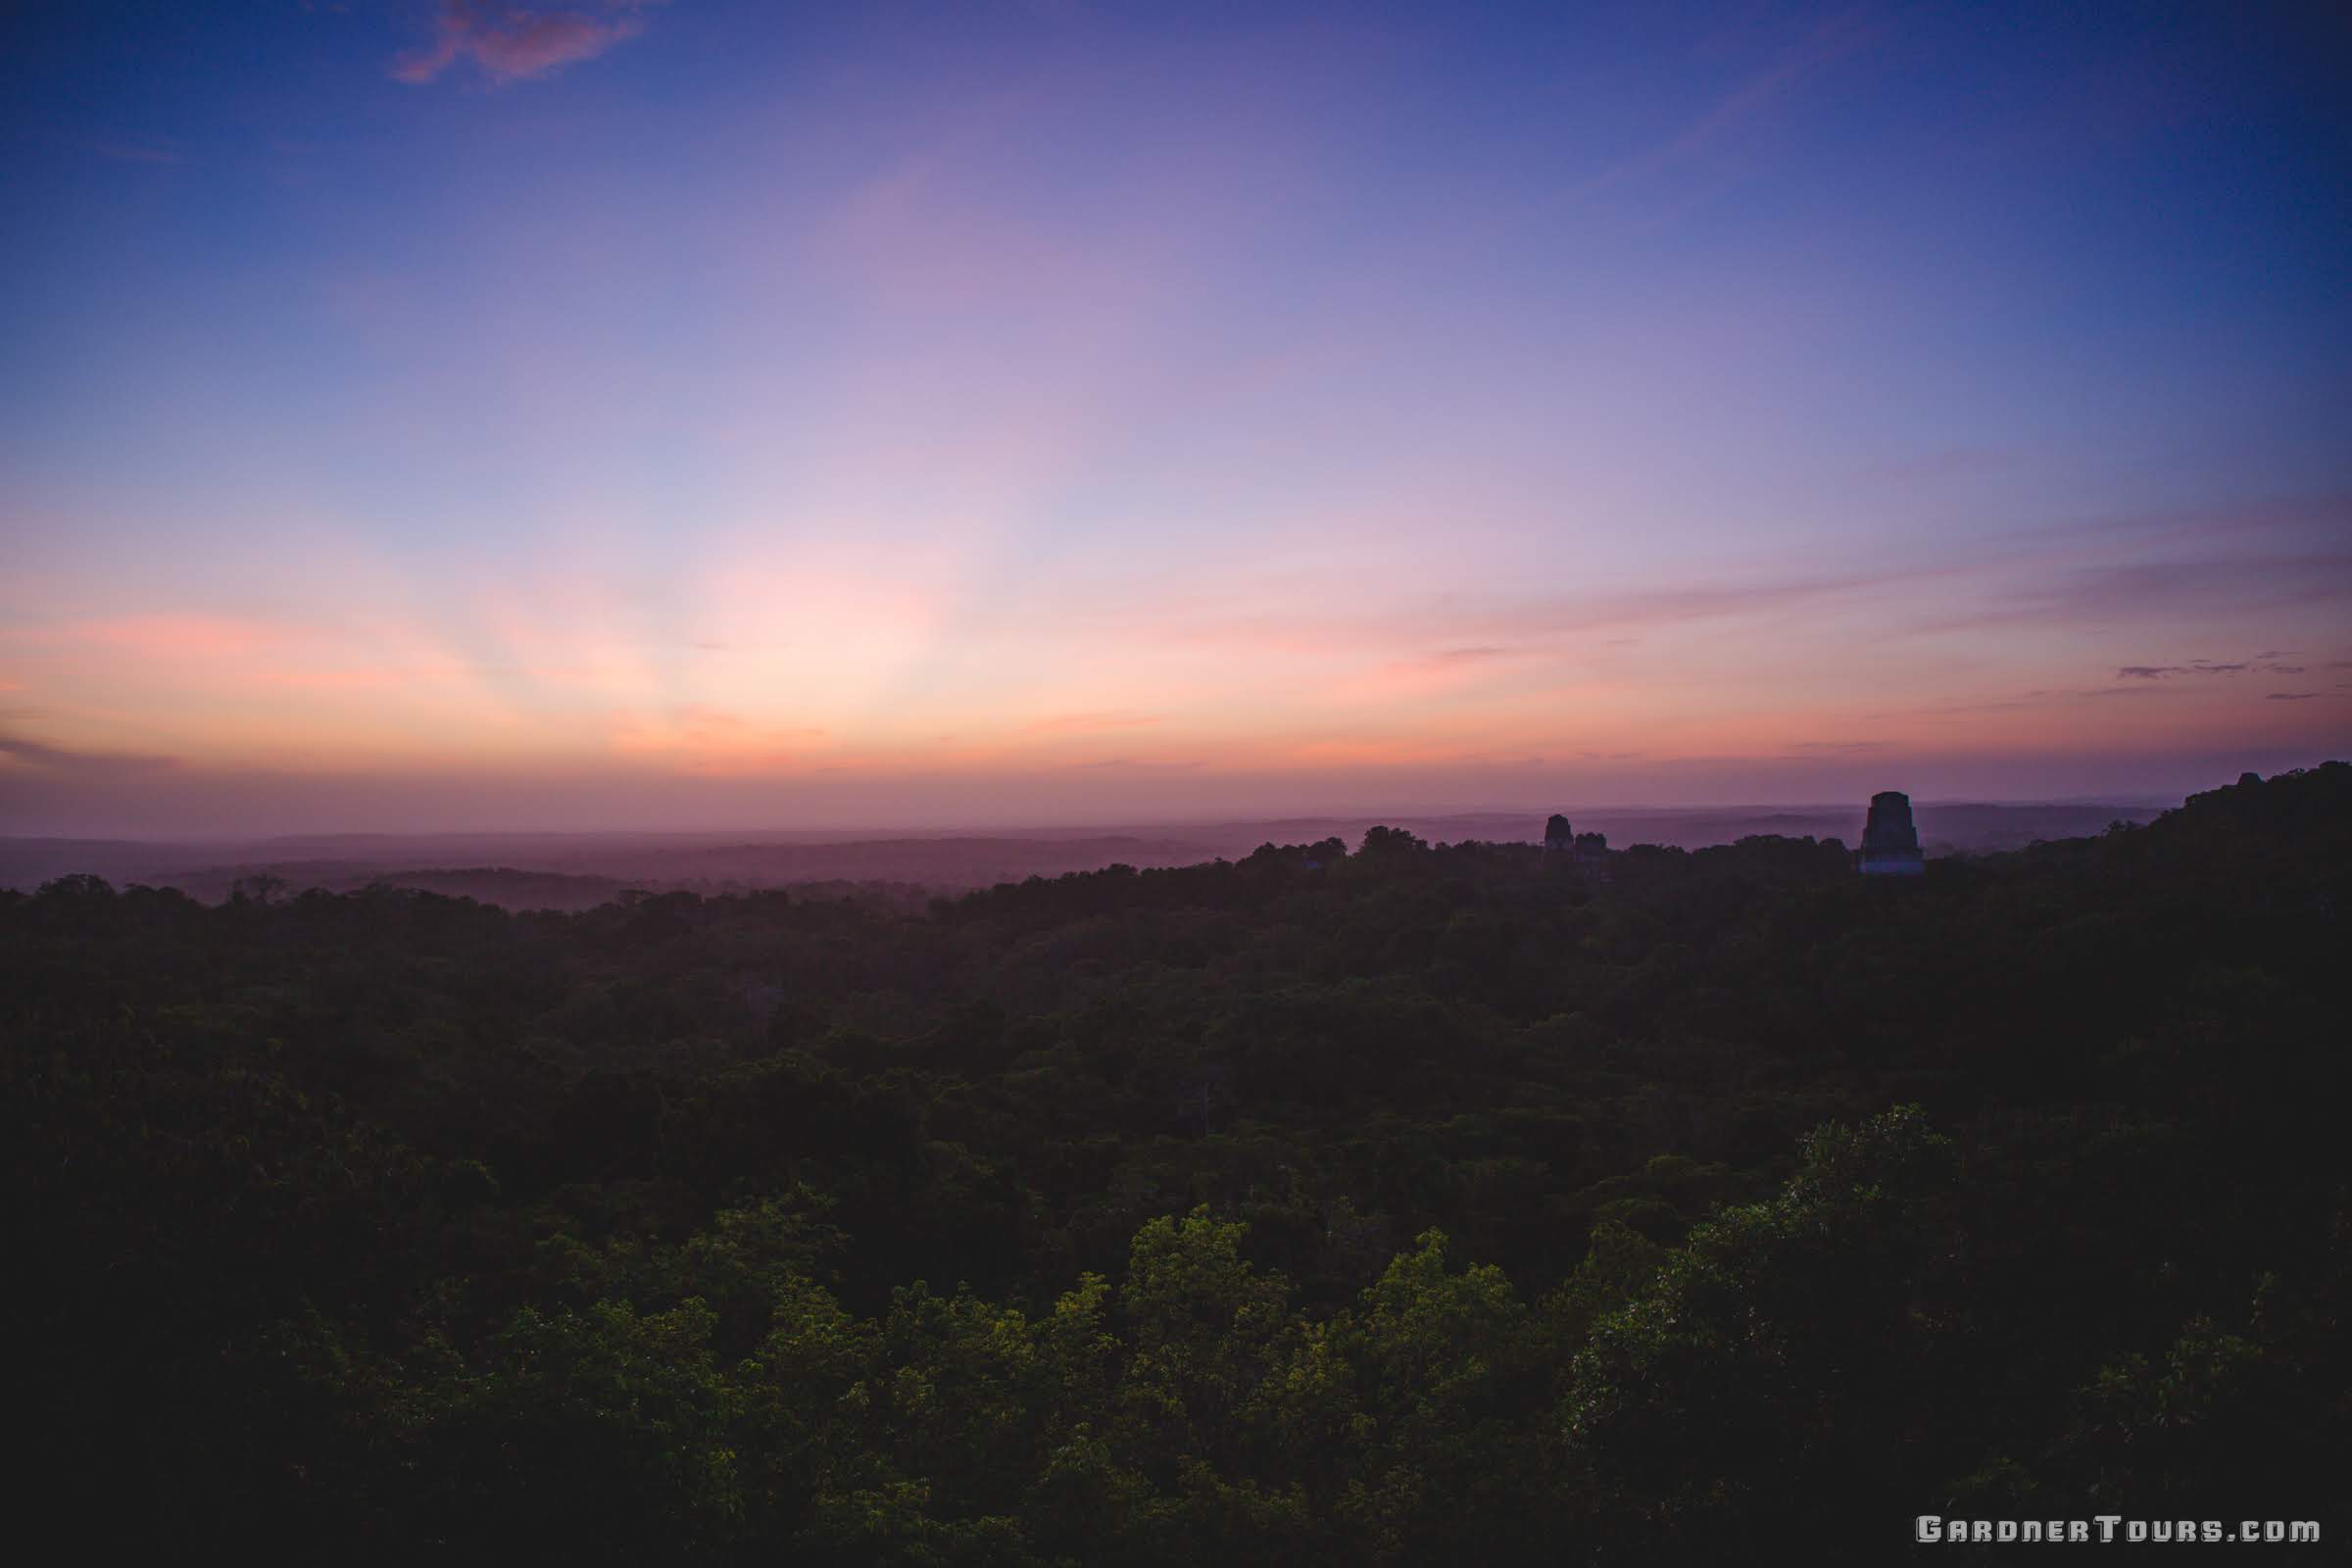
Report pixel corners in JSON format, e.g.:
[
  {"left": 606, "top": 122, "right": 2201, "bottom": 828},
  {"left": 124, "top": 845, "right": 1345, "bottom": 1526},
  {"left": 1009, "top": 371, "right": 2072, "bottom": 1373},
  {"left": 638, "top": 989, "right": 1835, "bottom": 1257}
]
[
  {"left": 1357, "top": 826, "right": 1427, "bottom": 858},
  {"left": 1561, "top": 1106, "right": 1959, "bottom": 1558}
]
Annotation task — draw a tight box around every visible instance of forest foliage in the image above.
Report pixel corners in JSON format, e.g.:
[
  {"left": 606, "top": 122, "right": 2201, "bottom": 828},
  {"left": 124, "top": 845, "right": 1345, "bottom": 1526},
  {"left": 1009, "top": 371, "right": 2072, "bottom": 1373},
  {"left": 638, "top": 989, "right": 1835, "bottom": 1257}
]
[{"left": 6, "top": 764, "right": 2346, "bottom": 1560}]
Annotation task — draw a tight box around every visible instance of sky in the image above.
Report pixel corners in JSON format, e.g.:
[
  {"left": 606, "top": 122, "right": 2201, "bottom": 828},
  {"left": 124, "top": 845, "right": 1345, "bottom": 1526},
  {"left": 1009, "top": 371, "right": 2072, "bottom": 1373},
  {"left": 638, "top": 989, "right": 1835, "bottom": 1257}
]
[{"left": 2, "top": 0, "right": 2348, "bottom": 835}]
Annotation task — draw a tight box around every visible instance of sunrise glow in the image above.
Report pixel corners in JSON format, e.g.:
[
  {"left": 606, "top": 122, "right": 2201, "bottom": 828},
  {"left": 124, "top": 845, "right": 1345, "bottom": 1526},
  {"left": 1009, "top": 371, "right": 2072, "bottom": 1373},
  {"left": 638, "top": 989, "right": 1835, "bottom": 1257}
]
[{"left": 4, "top": 2, "right": 2347, "bottom": 833}]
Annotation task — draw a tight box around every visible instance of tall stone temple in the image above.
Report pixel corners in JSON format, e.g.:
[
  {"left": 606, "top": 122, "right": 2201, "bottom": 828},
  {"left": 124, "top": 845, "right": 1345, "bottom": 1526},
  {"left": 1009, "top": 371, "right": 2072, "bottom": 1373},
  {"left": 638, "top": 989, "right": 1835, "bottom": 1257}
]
[
  {"left": 1544, "top": 814, "right": 1611, "bottom": 878},
  {"left": 1857, "top": 790, "right": 1926, "bottom": 876},
  {"left": 1571, "top": 830, "right": 1610, "bottom": 878}
]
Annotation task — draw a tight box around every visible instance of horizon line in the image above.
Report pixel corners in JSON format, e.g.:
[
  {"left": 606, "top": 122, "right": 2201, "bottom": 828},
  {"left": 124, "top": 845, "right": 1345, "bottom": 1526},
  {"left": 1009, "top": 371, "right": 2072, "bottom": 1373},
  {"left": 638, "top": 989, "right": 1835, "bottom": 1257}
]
[{"left": 0, "top": 792, "right": 2195, "bottom": 847}]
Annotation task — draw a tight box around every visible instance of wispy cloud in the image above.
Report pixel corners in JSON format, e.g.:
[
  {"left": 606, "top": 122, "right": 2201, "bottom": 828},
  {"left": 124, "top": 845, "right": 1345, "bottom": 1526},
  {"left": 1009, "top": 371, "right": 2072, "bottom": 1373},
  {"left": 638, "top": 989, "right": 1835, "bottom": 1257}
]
[
  {"left": 1358, "top": 644, "right": 1518, "bottom": 679},
  {"left": 1027, "top": 711, "right": 1166, "bottom": 734},
  {"left": 0, "top": 730, "right": 180, "bottom": 776},
  {"left": 87, "top": 140, "right": 182, "bottom": 165},
  {"left": 1853, "top": 445, "right": 2021, "bottom": 484},
  {"left": 393, "top": 1, "right": 666, "bottom": 85},
  {"left": 1117, "top": 568, "right": 1905, "bottom": 658},
  {"left": 2265, "top": 692, "right": 2319, "bottom": 701},
  {"left": 1906, "top": 550, "right": 2352, "bottom": 640},
  {"left": 1562, "top": 8, "right": 1886, "bottom": 205},
  {"left": 2115, "top": 656, "right": 2313, "bottom": 680},
  {"left": 1984, "top": 494, "right": 2352, "bottom": 564},
  {"left": 1060, "top": 757, "right": 1202, "bottom": 772}
]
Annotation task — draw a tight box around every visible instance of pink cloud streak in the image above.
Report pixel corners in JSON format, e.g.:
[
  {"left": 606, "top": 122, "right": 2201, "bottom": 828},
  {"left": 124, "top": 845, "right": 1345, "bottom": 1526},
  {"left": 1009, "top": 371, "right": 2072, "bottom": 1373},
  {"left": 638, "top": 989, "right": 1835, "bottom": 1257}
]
[{"left": 393, "top": 1, "right": 663, "bottom": 86}]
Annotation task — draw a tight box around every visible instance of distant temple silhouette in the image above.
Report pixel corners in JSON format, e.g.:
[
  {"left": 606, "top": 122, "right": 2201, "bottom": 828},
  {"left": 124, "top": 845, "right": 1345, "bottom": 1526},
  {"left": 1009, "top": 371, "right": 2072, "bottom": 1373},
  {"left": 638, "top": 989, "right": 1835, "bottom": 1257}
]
[
  {"left": 1857, "top": 790, "right": 1925, "bottom": 876},
  {"left": 1543, "top": 814, "right": 1610, "bottom": 877},
  {"left": 1572, "top": 831, "right": 1609, "bottom": 877}
]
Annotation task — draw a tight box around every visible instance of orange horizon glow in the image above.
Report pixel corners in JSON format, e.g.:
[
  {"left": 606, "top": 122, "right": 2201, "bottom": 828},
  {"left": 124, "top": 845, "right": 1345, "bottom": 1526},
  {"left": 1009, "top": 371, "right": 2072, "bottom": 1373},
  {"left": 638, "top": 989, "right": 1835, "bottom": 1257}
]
[{"left": 6, "top": 514, "right": 2346, "bottom": 834}]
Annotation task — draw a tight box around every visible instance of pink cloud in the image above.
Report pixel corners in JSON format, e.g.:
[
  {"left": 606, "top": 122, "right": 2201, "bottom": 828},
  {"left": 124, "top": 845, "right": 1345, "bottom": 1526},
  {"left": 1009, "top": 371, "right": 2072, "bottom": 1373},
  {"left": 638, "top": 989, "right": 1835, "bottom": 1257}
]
[{"left": 393, "top": 2, "right": 663, "bottom": 86}]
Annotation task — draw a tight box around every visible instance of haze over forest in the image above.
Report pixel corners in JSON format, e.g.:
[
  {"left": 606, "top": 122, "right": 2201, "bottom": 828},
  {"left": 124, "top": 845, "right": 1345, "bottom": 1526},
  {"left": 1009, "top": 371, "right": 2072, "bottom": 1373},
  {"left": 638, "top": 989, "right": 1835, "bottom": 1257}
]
[{"left": 2, "top": 797, "right": 2168, "bottom": 907}]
